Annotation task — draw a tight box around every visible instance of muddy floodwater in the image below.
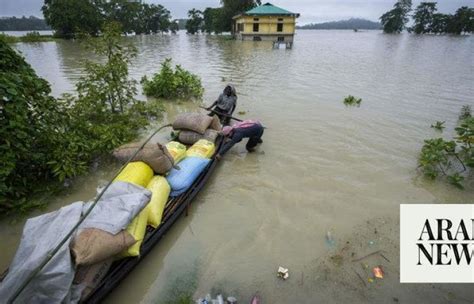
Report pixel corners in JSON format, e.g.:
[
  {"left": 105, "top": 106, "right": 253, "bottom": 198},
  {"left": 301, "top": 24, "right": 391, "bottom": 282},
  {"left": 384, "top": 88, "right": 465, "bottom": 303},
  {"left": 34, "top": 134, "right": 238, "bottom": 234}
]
[{"left": 1, "top": 30, "right": 473, "bottom": 303}]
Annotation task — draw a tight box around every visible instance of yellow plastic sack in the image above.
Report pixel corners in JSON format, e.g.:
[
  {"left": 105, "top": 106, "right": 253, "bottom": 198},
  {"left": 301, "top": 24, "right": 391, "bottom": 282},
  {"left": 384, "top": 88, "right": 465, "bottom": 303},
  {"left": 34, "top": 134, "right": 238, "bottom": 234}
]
[
  {"left": 145, "top": 176, "right": 171, "bottom": 228},
  {"left": 114, "top": 162, "right": 154, "bottom": 188},
  {"left": 121, "top": 208, "right": 148, "bottom": 257},
  {"left": 165, "top": 141, "right": 187, "bottom": 164},
  {"left": 186, "top": 139, "right": 216, "bottom": 159}
]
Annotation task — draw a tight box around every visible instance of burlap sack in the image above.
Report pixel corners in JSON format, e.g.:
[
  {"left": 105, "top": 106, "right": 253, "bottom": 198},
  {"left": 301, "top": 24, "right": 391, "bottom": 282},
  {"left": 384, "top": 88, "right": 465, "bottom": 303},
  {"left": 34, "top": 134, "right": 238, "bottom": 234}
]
[
  {"left": 173, "top": 113, "right": 214, "bottom": 135},
  {"left": 112, "top": 142, "right": 174, "bottom": 174},
  {"left": 209, "top": 115, "right": 222, "bottom": 131},
  {"left": 178, "top": 130, "right": 203, "bottom": 145},
  {"left": 71, "top": 228, "right": 136, "bottom": 266},
  {"left": 74, "top": 259, "right": 113, "bottom": 301},
  {"left": 203, "top": 129, "right": 219, "bottom": 143}
]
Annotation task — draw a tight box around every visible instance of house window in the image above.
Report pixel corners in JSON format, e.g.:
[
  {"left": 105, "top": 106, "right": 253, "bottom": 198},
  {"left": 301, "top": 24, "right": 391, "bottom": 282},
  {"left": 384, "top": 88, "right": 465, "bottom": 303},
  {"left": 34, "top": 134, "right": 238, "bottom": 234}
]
[
  {"left": 254, "top": 18, "right": 259, "bottom": 21},
  {"left": 278, "top": 18, "right": 284, "bottom": 21},
  {"left": 278, "top": 36, "right": 285, "bottom": 42},
  {"left": 238, "top": 23, "right": 244, "bottom": 32},
  {"left": 253, "top": 23, "right": 259, "bottom": 32},
  {"left": 253, "top": 36, "right": 262, "bottom": 41},
  {"left": 277, "top": 23, "right": 283, "bottom": 32}
]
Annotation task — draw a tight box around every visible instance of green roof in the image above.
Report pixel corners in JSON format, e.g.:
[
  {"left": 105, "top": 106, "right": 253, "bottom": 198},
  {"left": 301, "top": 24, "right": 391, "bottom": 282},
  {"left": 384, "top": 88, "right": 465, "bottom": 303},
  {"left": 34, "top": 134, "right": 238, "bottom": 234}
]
[{"left": 244, "top": 3, "right": 298, "bottom": 16}]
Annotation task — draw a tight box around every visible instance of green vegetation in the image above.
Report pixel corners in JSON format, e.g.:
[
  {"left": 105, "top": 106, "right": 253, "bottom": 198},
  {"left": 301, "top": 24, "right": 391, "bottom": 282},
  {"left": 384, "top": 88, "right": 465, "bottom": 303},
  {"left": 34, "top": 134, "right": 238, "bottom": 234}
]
[
  {"left": 419, "top": 107, "right": 473, "bottom": 189},
  {"left": 187, "top": 0, "right": 260, "bottom": 35},
  {"left": 0, "top": 23, "right": 162, "bottom": 213},
  {"left": 141, "top": 58, "right": 203, "bottom": 99},
  {"left": 459, "top": 105, "right": 472, "bottom": 121},
  {"left": 0, "top": 32, "right": 55, "bottom": 43},
  {"left": 411, "top": 3, "right": 474, "bottom": 34},
  {"left": 343, "top": 95, "right": 362, "bottom": 107},
  {"left": 430, "top": 121, "right": 445, "bottom": 131},
  {"left": 186, "top": 9, "right": 203, "bottom": 34},
  {"left": 0, "top": 16, "right": 50, "bottom": 31},
  {"left": 42, "top": 0, "right": 103, "bottom": 38},
  {"left": 412, "top": 2, "right": 437, "bottom": 34},
  {"left": 202, "top": 8, "right": 224, "bottom": 34},
  {"left": 380, "top": 0, "right": 412, "bottom": 33},
  {"left": 42, "top": 0, "right": 173, "bottom": 38},
  {"left": 381, "top": 1, "right": 473, "bottom": 34}
]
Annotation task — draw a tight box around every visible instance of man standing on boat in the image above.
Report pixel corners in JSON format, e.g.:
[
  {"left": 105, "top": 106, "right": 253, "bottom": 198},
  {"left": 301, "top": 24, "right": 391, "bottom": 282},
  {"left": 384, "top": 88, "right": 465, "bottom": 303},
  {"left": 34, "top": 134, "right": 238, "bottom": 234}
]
[
  {"left": 216, "top": 120, "right": 264, "bottom": 160},
  {"left": 206, "top": 84, "right": 237, "bottom": 125}
]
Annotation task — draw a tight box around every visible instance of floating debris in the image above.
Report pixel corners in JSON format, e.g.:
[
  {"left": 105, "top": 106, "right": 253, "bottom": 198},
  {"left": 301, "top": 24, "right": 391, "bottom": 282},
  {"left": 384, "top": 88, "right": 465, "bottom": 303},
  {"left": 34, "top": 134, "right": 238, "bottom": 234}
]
[
  {"left": 373, "top": 266, "right": 384, "bottom": 279},
  {"left": 277, "top": 266, "right": 289, "bottom": 280}
]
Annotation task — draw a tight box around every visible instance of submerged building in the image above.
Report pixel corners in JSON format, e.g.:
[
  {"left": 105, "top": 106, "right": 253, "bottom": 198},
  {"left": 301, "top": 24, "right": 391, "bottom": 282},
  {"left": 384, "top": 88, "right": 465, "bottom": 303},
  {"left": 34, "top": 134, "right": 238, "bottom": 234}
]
[{"left": 232, "top": 3, "right": 300, "bottom": 46}]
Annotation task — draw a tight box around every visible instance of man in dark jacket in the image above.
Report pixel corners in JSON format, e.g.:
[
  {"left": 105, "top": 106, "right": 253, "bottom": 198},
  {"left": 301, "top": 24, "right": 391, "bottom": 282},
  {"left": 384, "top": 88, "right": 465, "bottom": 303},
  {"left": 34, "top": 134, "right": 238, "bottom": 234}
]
[{"left": 216, "top": 120, "right": 264, "bottom": 160}]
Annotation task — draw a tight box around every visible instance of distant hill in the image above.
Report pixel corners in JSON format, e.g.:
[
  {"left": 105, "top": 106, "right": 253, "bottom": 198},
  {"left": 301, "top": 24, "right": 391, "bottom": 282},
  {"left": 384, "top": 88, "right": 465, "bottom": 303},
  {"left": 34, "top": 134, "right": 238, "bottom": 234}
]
[
  {"left": 298, "top": 18, "right": 381, "bottom": 30},
  {"left": 0, "top": 16, "right": 51, "bottom": 31}
]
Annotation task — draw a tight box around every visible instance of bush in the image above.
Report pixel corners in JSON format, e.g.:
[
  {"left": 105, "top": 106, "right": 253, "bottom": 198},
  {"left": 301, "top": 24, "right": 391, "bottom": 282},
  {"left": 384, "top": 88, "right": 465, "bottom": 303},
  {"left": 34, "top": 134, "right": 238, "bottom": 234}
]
[
  {"left": 419, "top": 107, "right": 473, "bottom": 189},
  {"left": 343, "top": 95, "right": 362, "bottom": 107},
  {"left": 0, "top": 37, "right": 66, "bottom": 210},
  {"left": 141, "top": 58, "right": 203, "bottom": 99},
  {"left": 0, "top": 22, "right": 163, "bottom": 214}
]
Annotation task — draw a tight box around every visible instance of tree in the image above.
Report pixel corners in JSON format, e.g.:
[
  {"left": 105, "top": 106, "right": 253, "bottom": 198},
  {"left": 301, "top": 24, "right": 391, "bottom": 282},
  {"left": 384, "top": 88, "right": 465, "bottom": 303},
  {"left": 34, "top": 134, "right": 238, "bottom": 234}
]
[
  {"left": 202, "top": 7, "right": 224, "bottom": 34},
  {"left": 429, "top": 13, "right": 451, "bottom": 34},
  {"left": 446, "top": 6, "right": 474, "bottom": 34},
  {"left": 219, "top": 0, "right": 261, "bottom": 32},
  {"left": 412, "top": 2, "right": 437, "bottom": 34},
  {"left": 42, "top": 0, "right": 103, "bottom": 38},
  {"left": 380, "top": 0, "right": 412, "bottom": 33},
  {"left": 186, "top": 9, "right": 203, "bottom": 34}
]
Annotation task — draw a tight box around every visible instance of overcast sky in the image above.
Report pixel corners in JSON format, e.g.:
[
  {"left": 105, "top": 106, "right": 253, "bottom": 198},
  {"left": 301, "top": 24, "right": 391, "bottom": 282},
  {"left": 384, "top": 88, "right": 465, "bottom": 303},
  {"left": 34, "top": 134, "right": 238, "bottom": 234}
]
[{"left": 1, "top": 0, "right": 472, "bottom": 24}]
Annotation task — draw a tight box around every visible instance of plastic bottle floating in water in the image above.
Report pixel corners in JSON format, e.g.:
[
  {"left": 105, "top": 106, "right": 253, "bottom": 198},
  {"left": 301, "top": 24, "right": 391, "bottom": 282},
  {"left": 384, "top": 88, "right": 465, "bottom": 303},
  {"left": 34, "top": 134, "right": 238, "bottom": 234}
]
[{"left": 325, "top": 231, "right": 336, "bottom": 247}]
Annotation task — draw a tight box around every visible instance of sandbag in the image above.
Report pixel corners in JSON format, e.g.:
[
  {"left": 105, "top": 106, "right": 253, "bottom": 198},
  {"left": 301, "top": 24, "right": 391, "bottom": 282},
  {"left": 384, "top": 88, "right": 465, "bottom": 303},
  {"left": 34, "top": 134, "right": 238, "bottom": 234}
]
[
  {"left": 167, "top": 157, "right": 210, "bottom": 197},
  {"left": 121, "top": 208, "right": 148, "bottom": 257},
  {"left": 178, "top": 130, "right": 203, "bottom": 145},
  {"left": 113, "top": 142, "right": 174, "bottom": 174},
  {"left": 71, "top": 228, "right": 136, "bottom": 266},
  {"left": 145, "top": 176, "right": 171, "bottom": 228},
  {"left": 114, "top": 161, "right": 154, "bottom": 188},
  {"left": 173, "top": 113, "right": 214, "bottom": 135},
  {"left": 73, "top": 259, "right": 113, "bottom": 301},
  {"left": 209, "top": 115, "right": 222, "bottom": 131},
  {"left": 186, "top": 139, "right": 216, "bottom": 159},
  {"left": 203, "top": 129, "right": 219, "bottom": 143},
  {"left": 165, "top": 141, "right": 187, "bottom": 163}
]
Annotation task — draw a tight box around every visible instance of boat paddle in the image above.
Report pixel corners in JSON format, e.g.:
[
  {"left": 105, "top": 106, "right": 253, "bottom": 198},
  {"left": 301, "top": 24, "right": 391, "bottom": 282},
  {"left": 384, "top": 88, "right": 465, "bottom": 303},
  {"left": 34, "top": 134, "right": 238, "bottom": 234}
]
[{"left": 199, "top": 106, "right": 243, "bottom": 122}]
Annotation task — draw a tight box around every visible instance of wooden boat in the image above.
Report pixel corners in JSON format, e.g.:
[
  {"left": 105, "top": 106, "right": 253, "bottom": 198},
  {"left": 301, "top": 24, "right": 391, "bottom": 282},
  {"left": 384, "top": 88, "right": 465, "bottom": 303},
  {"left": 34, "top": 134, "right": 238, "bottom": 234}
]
[{"left": 83, "top": 136, "right": 224, "bottom": 303}]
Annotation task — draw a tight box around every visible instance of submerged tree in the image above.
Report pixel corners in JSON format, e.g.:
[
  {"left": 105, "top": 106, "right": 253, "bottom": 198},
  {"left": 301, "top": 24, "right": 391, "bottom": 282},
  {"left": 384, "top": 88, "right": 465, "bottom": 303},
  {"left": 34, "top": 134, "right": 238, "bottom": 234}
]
[
  {"left": 446, "top": 6, "right": 474, "bottom": 34},
  {"left": 219, "top": 0, "right": 261, "bottom": 32},
  {"left": 202, "top": 7, "right": 224, "bottom": 34},
  {"left": 380, "top": 0, "right": 412, "bottom": 33},
  {"left": 42, "top": 0, "right": 103, "bottom": 38},
  {"left": 186, "top": 9, "right": 203, "bottom": 34},
  {"left": 412, "top": 2, "right": 437, "bottom": 34}
]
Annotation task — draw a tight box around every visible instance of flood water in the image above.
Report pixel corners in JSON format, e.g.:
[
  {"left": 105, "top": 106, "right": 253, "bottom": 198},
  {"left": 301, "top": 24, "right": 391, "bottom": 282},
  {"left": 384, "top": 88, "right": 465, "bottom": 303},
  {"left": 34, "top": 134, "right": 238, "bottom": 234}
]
[{"left": 2, "top": 30, "right": 474, "bottom": 303}]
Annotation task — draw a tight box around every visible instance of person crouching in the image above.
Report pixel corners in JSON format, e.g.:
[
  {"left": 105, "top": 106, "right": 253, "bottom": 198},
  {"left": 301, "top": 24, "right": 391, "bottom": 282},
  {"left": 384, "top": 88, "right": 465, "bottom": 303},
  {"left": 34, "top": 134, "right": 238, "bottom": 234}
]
[{"left": 216, "top": 120, "right": 264, "bottom": 160}]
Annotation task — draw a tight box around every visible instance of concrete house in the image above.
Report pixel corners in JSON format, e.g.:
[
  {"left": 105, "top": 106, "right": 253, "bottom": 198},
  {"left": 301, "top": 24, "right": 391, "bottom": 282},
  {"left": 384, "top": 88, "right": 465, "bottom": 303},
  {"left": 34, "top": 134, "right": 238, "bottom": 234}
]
[{"left": 232, "top": 3, "right": 300, "bottom": 45}]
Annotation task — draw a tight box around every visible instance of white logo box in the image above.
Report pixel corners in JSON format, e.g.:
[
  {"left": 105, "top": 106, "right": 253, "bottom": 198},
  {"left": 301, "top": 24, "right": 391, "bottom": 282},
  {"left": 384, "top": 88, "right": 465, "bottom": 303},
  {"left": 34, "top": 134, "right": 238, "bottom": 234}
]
[{"left": 400, "top": 204, "right": 474, "bottom": 283}]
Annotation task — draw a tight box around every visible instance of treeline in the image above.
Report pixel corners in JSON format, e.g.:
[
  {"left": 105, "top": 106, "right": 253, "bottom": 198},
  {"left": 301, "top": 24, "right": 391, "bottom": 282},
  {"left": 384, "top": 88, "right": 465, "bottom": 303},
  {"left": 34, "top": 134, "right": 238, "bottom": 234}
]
[
  {"left": 185, "top": 0, "right": 261, "bottom": 34},
  {"left": 380, "top": 1, "right": 473, "bottom": 34},
  {"left": 0, "top": 16, "right": 51, "bottom": 31},
  {"left": 297, "top": 18, "right": 381, "bottom": 30},
  {"left": 42, "top": 0, "right": 180, "bottom": 38}
]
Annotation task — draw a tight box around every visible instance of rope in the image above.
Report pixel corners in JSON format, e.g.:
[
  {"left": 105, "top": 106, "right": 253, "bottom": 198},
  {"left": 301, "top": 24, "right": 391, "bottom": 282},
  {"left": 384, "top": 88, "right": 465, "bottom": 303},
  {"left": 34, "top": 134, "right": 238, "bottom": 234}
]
[{"left": 8, "top": 124, "right": 172, "bottom": 303}]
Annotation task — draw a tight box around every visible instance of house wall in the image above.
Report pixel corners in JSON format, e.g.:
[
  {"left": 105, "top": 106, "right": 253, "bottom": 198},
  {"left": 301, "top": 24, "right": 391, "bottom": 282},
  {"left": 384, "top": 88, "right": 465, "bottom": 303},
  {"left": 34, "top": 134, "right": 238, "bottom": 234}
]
[{"left": 235, "top": 15, "right": 296, "bottom": 35}]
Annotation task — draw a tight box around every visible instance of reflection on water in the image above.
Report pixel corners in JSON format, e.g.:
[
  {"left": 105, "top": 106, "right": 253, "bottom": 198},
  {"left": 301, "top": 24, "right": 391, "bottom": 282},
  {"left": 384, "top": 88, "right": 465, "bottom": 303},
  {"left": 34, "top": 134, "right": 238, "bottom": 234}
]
[{"left": 2, "top": 30, "right": 474, "bottom": 303}]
